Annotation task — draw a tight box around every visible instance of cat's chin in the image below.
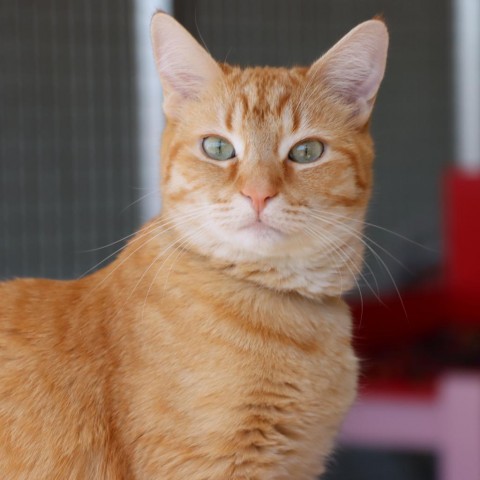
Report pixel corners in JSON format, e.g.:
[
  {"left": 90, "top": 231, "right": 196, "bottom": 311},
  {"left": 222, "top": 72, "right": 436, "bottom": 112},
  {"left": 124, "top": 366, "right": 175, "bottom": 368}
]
[
  {"left": 235, "top": 221, "right": 285, "bottom": 250},
  {"left": 238, "top": 220, "right": 283, "bottom": 237}
]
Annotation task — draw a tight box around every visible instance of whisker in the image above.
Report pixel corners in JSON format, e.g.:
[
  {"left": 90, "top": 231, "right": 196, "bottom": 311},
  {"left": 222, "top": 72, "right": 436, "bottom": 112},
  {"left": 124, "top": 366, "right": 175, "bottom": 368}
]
[
  {"left": 312, "top": 209, "right": 434, "bottom": 252},
  {"left": 120, "top": 189, "right": 160, "bottom": 214},
  {"left": 122, "top": 223, "right": 206, "bottom": 311},
  {"left": 79, "top": 206, "right": 213, "bottom": 304},
  {"left": 309, "top": 211, "right": 413, "bottom": 274},
  {"left": 357, "top": 249, "right": 381, "bottom": 298},
  {"left": 140, "top": 224, "right": 207, "bottom": 320},
  {"left": 80, "top": 230, "right": 143, "bottom": 253},
  {"left": 309, "top": 212, "right": 407, "bottom": 317},
  {"left": 303, "top": 226, "right": 346, "bottom": 289},
  {"left": 306, "top": 223, "right": 382, "bottom": 302},
  {"left": 79, "top": 205, "right": 211, "bottom": 278},
  {"left": 163, "top": 225, "right": 207, "bottom": 290},
  {"left": 313, "top": 217, "right": 382, "bottom": 298},
  {"left": 304, "top": 224, "right": 365, "bottom": 320}
]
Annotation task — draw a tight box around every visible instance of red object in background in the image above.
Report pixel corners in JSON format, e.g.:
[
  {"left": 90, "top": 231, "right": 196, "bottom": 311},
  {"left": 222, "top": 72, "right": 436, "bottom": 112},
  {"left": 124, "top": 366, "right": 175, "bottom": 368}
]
[
  {"left": 351, "top": 284, "right": 448, "bottom": 356},
  {"left": 351, "top": 169, "right": 480, "bottom": 390},
  {"left": 445, "top": 170, "right": 480, "bottom": 310}
]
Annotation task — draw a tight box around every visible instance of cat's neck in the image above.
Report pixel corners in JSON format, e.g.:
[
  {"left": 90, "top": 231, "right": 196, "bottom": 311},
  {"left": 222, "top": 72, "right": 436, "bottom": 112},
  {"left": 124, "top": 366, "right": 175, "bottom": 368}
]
[
  {"left": 110, "top": 216, "right": 358, "bottom": 302},
  {"left": 96, "top": 217, "right": 351, "bottom": 358}
]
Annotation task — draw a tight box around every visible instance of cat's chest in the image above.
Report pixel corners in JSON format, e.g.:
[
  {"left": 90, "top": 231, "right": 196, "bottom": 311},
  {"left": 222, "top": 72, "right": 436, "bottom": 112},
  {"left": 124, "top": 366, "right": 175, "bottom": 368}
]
[
  {"left": 126, "top": 298, "right": 357, "bottom": 479},
  {"left": 132, "top": 289, "right": 356, "bottom": 424}
]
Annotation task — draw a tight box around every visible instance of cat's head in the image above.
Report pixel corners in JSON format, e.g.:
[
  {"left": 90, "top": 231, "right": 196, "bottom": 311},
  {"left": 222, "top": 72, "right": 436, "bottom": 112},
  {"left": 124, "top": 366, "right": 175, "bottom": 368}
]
[{"left": 150, "top": 13, "right": 388, "bottom": 291}]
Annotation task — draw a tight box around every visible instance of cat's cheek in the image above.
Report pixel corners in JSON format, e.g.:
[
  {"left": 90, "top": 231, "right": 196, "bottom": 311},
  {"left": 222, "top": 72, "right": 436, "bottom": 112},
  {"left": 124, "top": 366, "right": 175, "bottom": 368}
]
[
  {"left": 323, "top": 166, "right": 363, "bottom": 204},
  {"left": 164, "top": 168, "right": 194, "bottom": 198}
]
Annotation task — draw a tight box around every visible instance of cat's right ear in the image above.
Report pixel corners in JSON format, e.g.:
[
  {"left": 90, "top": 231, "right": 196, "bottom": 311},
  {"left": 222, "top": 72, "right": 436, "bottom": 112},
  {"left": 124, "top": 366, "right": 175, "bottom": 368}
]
[{"left": 151, "top": 12, "right": 222, "bottom": 118}]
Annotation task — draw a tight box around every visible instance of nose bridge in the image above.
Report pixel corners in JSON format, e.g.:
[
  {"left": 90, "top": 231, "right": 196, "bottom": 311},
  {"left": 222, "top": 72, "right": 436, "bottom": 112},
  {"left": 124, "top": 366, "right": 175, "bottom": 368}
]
[
  {"left": 237, "top": 149, "right": 283, "bottom": 213},
  {"left": 238, "top": 129, "right": 281, "bottom": 186},
  {"left": 237, "top": 155, "right": 281, "bottom": 194}
]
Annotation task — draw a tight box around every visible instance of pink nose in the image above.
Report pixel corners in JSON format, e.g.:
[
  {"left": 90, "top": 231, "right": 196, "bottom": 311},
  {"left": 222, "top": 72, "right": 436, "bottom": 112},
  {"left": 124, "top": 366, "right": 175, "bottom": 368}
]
[{"left": 241, "top": 185, "right": 277, "bottom": 214}]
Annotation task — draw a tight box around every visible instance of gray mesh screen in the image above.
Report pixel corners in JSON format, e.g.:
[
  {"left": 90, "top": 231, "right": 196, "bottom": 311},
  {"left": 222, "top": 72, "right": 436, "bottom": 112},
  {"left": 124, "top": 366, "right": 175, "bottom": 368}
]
[
  {"left": 0, "top": 0, "right": 138, "bottom": 280},
  {"left": 175, "top": 0, "right": 451, "bottom": 295}
]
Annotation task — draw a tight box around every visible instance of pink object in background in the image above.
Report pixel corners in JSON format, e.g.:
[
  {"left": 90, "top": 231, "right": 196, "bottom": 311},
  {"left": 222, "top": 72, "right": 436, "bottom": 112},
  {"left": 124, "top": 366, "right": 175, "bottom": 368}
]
[{"left": 340, "top": 373, "right": 480, "bottom": 480}]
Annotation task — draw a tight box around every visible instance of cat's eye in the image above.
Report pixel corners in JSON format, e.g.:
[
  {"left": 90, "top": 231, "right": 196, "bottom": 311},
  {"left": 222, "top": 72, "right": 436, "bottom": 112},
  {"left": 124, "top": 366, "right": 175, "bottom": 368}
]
[
  {"left": 202, "top": 136, "right": 236, "bottom": 161},
  {"left": 288, "top": 140, "right": 324, "bottom": 164}
]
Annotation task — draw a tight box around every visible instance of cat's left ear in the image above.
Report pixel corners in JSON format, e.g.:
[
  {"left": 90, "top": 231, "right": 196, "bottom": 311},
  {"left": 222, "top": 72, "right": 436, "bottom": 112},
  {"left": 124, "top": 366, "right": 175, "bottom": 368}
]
[
  {"left": 308, "top": 19, "right": 389, "bottom": 125},
  {"left": 150, "top": 12, "right": 222, "bottom": 118}
]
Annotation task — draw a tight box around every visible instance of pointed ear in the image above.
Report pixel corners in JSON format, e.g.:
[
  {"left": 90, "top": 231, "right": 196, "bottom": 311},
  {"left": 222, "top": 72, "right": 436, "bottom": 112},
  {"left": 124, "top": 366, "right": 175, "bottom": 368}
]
[
  {"left": 150, "top": 12, "right": 222, "bottom": 118},
  {"left": 308, "top": 20, "right": 388, "bottom": 124}
]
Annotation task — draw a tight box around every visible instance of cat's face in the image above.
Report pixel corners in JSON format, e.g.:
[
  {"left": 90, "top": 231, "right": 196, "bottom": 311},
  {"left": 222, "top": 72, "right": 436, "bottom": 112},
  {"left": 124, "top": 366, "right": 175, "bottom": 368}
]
[{"left": 152, "top": 14, "right": 388, "bottom": 266}]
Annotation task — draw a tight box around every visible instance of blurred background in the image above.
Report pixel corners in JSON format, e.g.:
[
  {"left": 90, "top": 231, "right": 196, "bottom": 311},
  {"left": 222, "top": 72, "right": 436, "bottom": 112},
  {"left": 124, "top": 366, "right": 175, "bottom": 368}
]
[{"left": 1, "top": 1, "right": 479, "bottom": 479}]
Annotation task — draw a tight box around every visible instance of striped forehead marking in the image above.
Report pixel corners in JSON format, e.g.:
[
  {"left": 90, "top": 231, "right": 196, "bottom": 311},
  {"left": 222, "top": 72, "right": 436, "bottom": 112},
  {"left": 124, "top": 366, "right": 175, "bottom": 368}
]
[{"left": 224, "top": 69, "right": 303, "bottom": 133}]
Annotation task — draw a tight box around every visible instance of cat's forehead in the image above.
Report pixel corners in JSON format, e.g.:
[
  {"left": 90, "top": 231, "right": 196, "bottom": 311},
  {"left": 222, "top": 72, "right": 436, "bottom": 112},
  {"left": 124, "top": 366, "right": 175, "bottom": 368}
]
[
  {"left": 219, "top": 65, "right": 308, "bottom": 133},
  {"left": 223, "top": 66, "right": 306, "bottom": 111}
]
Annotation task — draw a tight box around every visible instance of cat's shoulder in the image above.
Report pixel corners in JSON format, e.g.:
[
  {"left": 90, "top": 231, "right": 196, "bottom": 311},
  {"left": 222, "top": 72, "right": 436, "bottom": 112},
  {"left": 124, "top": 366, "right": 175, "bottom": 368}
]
[
  {"left": 0, "top": 277, "right": 74, "bottom": 308},
  {"left": 0, "top": 277, "right": 82, "bottom": 347}
]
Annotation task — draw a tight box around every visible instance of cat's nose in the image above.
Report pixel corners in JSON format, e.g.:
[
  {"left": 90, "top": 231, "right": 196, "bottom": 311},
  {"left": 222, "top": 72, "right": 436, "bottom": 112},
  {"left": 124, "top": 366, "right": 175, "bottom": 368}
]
[{"left": 240, "top": 185, "right": 277, "bottom": 214}]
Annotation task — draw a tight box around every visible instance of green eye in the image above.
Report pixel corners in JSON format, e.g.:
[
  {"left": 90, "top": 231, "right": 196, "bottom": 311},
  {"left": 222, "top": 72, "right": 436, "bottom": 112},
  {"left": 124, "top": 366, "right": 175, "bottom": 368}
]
[
  {"left": 202, "top": 136, "right": 236, "bottom": 161},
  {"left": 288, "top": 140, "right": 324, "bottom": 164}
]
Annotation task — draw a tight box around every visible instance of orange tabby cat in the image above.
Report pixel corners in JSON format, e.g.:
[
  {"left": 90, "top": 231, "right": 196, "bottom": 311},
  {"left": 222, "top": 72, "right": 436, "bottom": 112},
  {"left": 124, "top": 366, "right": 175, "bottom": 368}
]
[{"left": 0, "top": 12, "right": 388, "bottom": 480}]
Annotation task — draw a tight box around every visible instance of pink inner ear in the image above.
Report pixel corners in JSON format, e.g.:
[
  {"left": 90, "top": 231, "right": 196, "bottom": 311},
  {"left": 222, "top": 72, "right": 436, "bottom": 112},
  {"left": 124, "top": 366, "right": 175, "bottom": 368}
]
[
  {"left": 324, "top": 49, "right": 385, "bottom": 105},
  {"left": 355, "top": 47, "right": 387, "bottom": 102},
  {"left": 163, "top": 71, "right": 207, "bottom": 99},
  {"left": 309, "top": 20, "right": 388, "bottom": 113}
]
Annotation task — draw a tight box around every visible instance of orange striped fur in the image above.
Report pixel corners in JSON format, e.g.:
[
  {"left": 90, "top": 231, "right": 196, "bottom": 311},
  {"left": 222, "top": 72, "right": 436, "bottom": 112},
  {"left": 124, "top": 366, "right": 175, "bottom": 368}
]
[{"left": 0, "top": 13, "right": 388, "bottom": 479}]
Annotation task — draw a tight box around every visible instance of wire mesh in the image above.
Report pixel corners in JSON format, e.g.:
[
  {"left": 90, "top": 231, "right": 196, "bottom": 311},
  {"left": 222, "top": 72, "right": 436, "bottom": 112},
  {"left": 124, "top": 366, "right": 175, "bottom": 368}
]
[{"left": 0, "top": 0, "right": 139, "bottom": 279}]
